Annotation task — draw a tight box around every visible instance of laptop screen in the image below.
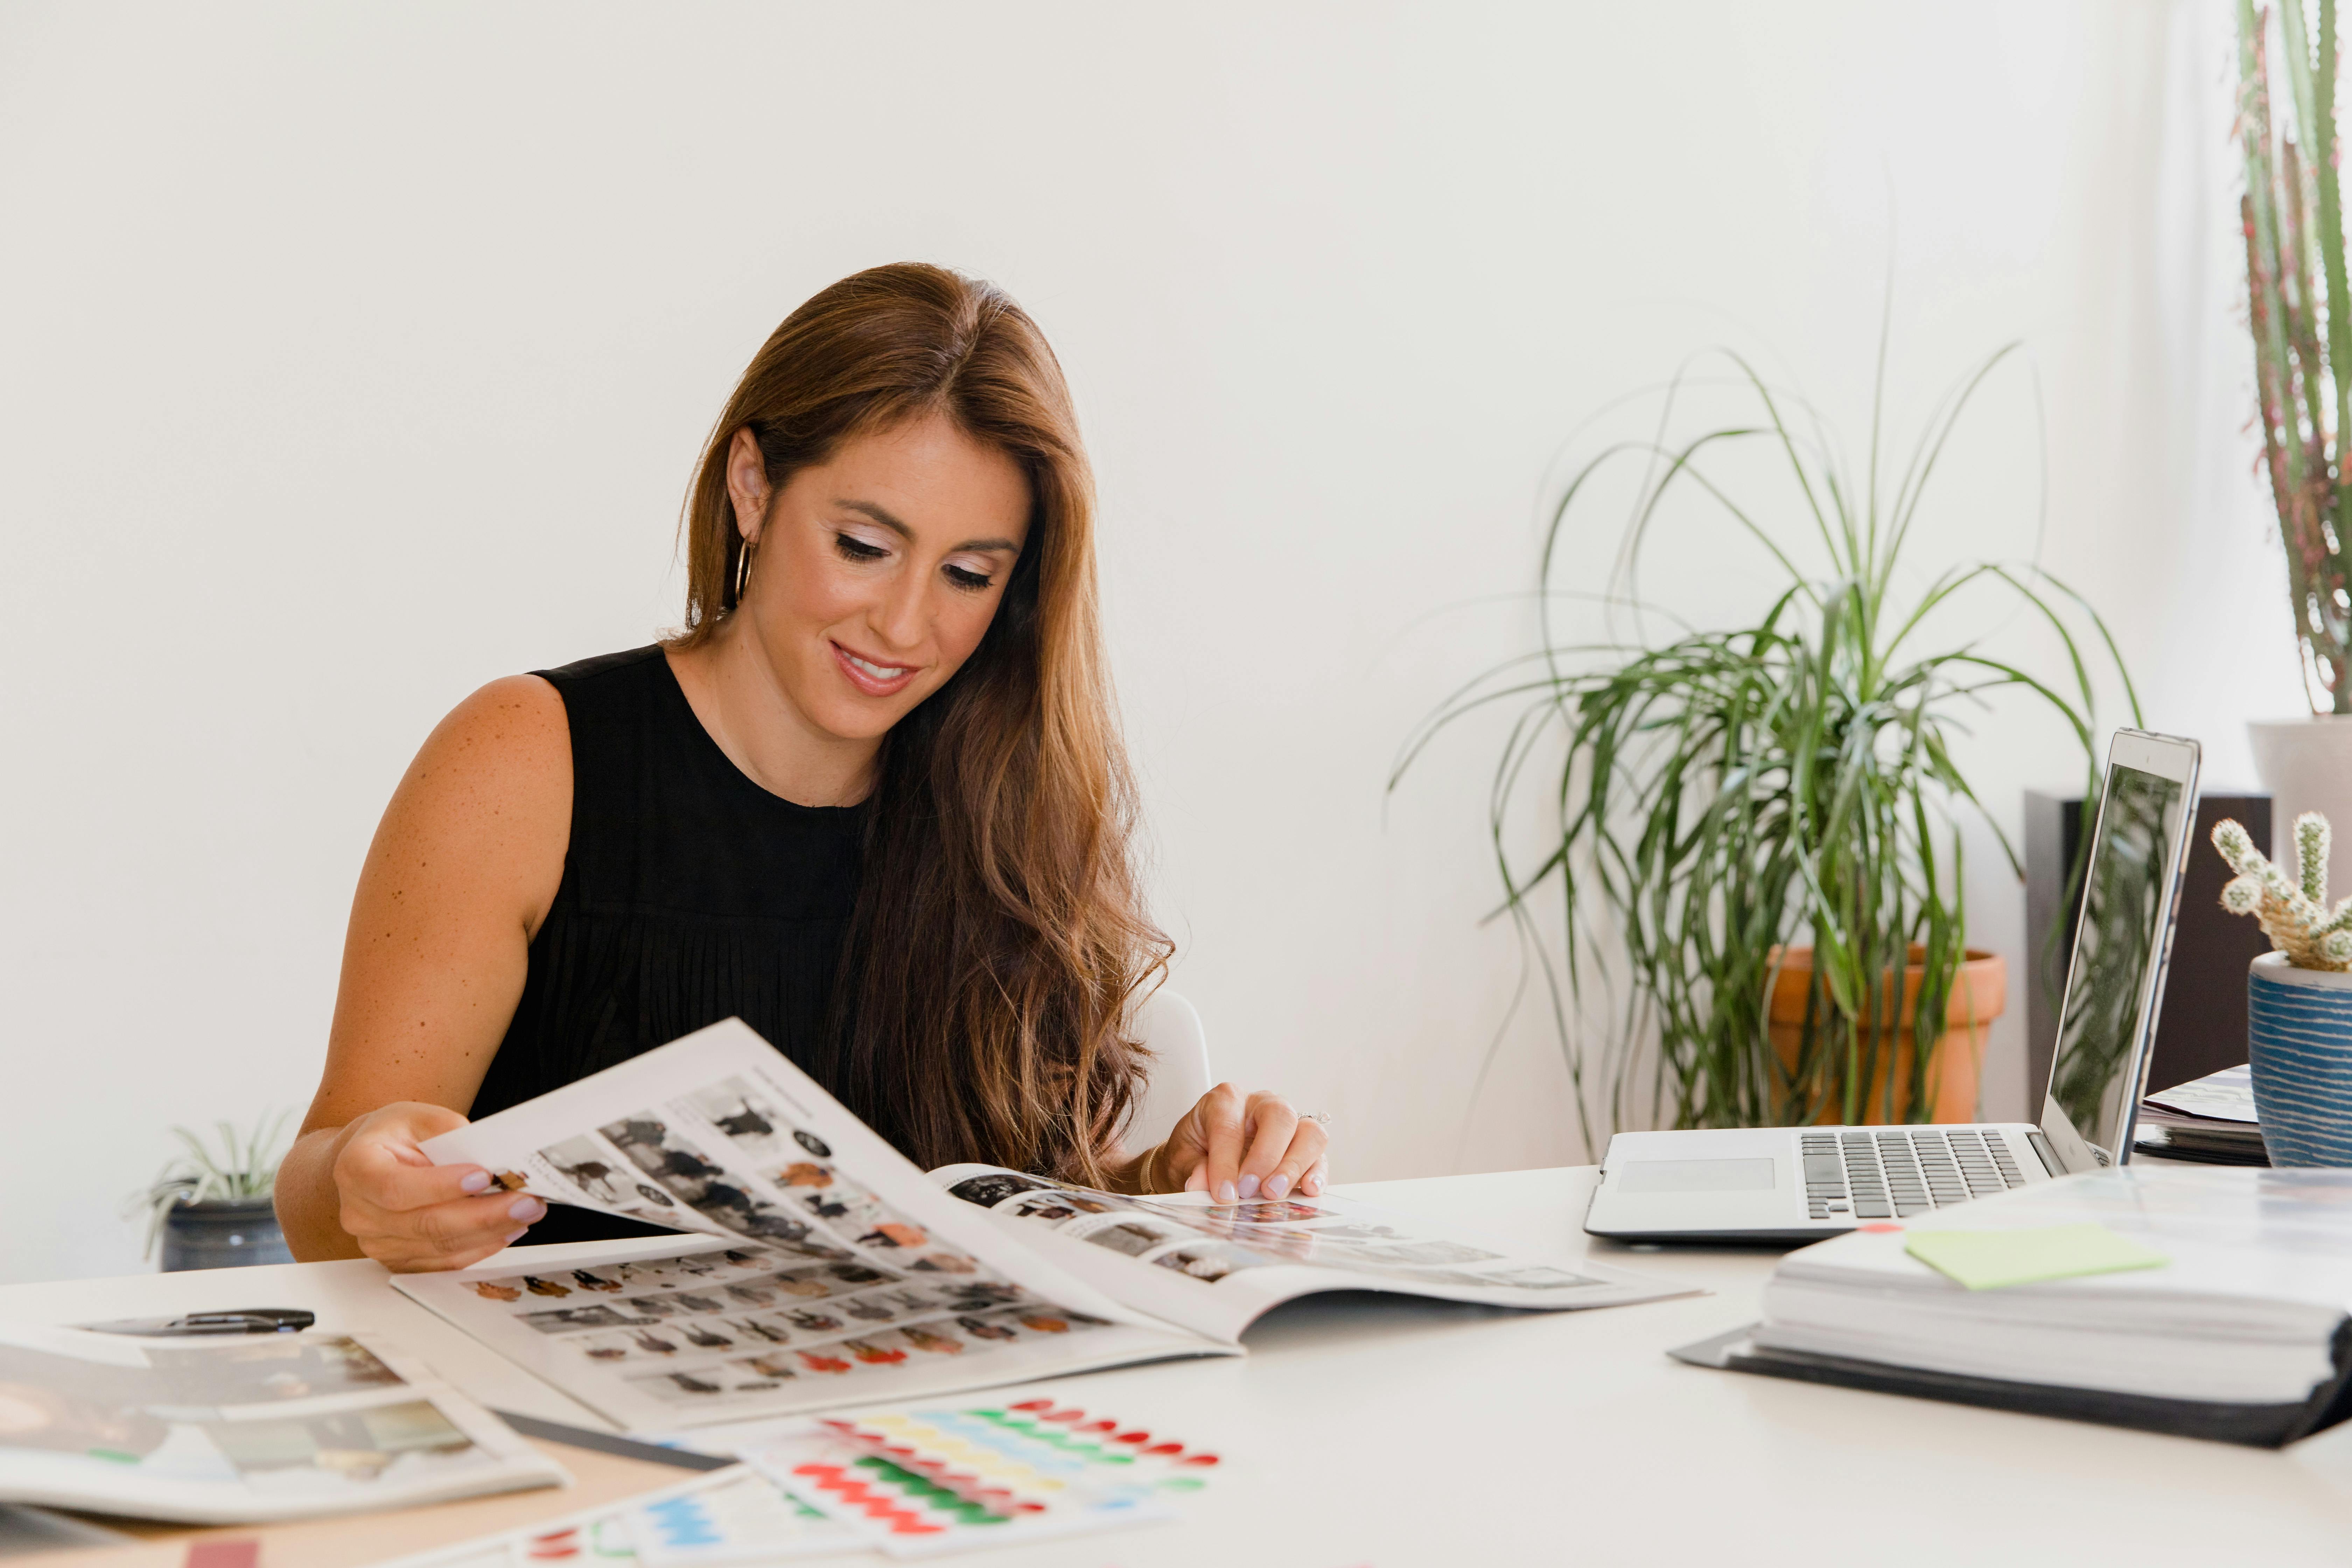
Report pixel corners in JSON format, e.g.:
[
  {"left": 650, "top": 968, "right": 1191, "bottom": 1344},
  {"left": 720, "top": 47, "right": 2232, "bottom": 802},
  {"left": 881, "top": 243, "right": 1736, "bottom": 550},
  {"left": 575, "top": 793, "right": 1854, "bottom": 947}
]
[{"left": 2040, "top": 755, "right": 2191, "bottom": 1168}]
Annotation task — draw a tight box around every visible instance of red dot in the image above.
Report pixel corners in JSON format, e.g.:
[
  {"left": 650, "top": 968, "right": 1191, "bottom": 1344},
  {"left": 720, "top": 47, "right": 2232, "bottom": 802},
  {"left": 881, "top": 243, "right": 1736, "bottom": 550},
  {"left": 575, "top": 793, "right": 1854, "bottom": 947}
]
[
  {"left": 1858, "top": 1222, "right": 1904, "bottom": 1233},
  {"left": 1181, "top": 1454, "right": 1220, "bottom": 1466},
  {"left": 1011, "top": 1399, "right": 1053, "bottom": 1410},
  {"left": 1044, "top": 1408, "right": 1083, "bottom": 1422},
  {"left": 1115, "top": 1430, "right": 1150, "bottom": 1444},
  {"left": 1144, "top": 1443, "right": 1183, "bottom": 1455}
]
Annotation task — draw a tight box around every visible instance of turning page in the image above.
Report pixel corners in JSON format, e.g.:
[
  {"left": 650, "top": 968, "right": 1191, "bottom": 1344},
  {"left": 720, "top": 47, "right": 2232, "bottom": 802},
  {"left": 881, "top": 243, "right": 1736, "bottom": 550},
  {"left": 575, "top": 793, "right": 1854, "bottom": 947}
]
[
  {"left": 933, "top": 1166, "right": 1695, "bottom": 1342},
  {"left": 394, "top": 1021, "right": 1228, "bottom": 1431}
]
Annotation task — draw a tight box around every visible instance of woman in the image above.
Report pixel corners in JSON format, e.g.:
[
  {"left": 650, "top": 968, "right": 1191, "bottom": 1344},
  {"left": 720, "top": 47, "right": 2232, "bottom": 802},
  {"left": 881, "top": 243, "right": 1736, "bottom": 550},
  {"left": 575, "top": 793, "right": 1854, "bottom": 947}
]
[{"left": 277, "top": 264, "right": 1328, "bottom": 1271}]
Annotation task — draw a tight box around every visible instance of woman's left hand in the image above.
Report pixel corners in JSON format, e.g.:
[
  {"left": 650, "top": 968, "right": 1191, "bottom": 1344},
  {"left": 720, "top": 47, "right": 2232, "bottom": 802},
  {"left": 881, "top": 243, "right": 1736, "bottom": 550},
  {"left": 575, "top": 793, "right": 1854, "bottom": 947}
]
[{"left": 1138, "top": 1085, "right": 1329, "bottom": 1201}]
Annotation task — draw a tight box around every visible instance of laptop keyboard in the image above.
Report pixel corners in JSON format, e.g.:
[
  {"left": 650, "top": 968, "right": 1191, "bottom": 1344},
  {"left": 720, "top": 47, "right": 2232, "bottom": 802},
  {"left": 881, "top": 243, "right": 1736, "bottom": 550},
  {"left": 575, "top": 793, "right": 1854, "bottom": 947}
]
[{"left": 1799, "top": 1128, "right": 2028, "bottom": 1220}]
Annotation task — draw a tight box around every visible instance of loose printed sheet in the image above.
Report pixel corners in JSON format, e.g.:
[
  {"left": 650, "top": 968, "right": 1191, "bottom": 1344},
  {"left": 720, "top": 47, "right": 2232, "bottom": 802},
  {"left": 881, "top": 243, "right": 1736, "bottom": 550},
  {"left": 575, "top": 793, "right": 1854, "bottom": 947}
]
[
  {"left": 0, "top": 1324, "right": 564, "bottom": 1524},
  {"left": 380, "top": 1392, "right": 1222, "bottom": 1566},
  {"left": 934, "top": 1166, "right": 1696, "bottom": 1341},
  {"left": 396, "top": 1021, "right": 1230, "bottom": 1430},
  {"left": 734, "top": 1396, "right": 1218, "bottom": 1557},
  {"left": 378, "top": 1462, "right": 858, "bottom": 1567}
]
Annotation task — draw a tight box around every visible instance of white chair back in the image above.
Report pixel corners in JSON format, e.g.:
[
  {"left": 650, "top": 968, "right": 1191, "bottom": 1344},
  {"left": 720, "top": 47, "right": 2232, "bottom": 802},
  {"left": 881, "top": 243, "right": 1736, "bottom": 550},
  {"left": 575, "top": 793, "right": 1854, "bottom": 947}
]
[{"left": 1120, "top": 988, "right": 1211, "bottom": 1156}]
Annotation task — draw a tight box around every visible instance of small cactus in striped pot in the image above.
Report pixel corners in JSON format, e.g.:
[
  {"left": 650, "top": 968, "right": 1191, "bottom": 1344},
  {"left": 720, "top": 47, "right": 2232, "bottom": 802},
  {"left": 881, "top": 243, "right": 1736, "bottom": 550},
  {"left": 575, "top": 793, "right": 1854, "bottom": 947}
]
[{"left": 2212, "top": 812, "right": 2352, "bottom": 971}]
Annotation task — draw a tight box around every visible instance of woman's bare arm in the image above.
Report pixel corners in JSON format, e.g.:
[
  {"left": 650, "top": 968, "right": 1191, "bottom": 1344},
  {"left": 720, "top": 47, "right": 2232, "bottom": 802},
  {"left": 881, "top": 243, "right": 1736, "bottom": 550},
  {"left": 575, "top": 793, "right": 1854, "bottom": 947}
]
[{"left": 275, "top": 675, "right": 574, "bottom": 1267}]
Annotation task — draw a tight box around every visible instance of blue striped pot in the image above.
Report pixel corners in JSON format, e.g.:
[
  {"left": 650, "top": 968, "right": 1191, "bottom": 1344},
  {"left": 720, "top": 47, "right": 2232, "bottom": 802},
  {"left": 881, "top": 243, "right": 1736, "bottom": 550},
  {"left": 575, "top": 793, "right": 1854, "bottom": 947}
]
[{"left": 2248, "top": 952, "right": 2352, "bottom": 1167}]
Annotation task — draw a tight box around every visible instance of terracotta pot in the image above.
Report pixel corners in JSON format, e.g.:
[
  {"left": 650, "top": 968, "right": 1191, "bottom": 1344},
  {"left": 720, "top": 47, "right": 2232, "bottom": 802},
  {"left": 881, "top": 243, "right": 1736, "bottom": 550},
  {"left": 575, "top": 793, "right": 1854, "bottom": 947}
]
[{"left": 1767, "top": 946, "right": 2007, "bottom": 1124}]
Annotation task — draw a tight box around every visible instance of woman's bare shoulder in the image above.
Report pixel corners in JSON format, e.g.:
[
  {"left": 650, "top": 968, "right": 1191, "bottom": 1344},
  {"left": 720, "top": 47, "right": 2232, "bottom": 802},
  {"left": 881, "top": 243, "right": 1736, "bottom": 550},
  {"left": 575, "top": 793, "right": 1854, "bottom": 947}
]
[
  {"left": 369, "top": 675, "right": 572, "bottom": 923},
  {"left": 416, "top": 673, "right": 569, "bottom": 775}
]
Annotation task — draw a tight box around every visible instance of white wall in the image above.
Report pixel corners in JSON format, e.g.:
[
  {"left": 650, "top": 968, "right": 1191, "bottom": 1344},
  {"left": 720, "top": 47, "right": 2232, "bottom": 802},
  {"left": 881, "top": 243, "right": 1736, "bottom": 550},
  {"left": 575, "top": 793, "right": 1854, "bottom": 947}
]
[{"left": 0, "top": 2, "right": 2295, "bottom": 1283}]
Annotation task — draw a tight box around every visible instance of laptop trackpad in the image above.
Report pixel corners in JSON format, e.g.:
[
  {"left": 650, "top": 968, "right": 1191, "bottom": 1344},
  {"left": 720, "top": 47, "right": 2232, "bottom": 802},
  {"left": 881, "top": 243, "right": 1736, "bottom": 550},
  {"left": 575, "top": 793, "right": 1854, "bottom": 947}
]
[{"left": 1618, "top": 1157, "right": 1777, "bottom": 1194}]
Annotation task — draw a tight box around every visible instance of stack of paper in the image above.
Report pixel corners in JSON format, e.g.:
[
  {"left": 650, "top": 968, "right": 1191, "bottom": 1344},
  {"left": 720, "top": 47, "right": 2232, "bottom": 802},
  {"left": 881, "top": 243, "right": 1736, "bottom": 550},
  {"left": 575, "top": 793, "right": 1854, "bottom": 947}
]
[
  {"left": 2133, "top": 1063, "right": 2268, "bottom": 1165},
  {"left": 1674, "top": 1166, "right": 2352, "bottom": 1446}
]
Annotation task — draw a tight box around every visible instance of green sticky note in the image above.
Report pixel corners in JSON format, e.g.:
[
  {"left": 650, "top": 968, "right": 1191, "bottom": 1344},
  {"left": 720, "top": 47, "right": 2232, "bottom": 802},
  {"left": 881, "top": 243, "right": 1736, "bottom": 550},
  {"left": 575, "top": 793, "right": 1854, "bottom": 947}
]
[{"left": 1903, "top": 1223, "right": 2168, "bottom": 1290}]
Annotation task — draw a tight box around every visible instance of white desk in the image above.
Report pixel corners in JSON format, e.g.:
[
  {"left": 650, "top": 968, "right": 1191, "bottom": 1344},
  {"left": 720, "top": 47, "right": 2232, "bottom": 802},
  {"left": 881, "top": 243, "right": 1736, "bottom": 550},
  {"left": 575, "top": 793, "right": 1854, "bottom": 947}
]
[{"left": 10, "top": 1167, "right": 2352, "bottom": 1566}]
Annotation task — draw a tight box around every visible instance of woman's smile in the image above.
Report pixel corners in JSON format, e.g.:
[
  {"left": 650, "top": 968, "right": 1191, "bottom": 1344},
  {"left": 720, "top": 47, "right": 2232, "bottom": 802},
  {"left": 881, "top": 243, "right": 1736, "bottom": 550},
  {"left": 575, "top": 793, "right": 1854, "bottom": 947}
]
[{"left": 829, "top": 638, "right": 920, "bottom": 698}]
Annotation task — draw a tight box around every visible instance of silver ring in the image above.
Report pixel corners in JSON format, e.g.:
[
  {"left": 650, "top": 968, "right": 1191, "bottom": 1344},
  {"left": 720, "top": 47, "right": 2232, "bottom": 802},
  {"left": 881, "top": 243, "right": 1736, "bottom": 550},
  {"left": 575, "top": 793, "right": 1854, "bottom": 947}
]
[{"left": 1302, "top": 1111, "right": 1331, "bottom": 1127}]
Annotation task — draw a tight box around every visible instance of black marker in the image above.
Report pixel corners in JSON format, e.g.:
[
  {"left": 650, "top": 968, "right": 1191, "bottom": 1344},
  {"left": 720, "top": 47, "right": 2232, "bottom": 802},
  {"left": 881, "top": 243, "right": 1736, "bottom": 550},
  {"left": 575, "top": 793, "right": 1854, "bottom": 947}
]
[{"left": 78, "top": 1308, "right": 316, "bottom": 1336}]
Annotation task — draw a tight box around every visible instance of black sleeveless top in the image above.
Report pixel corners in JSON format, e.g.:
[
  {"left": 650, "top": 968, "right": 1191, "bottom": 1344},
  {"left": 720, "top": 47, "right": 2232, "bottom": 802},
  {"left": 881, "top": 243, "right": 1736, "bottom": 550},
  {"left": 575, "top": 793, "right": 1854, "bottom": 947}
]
[{"left": 471, "top": 646, "right": 867, "bottom": 1243}]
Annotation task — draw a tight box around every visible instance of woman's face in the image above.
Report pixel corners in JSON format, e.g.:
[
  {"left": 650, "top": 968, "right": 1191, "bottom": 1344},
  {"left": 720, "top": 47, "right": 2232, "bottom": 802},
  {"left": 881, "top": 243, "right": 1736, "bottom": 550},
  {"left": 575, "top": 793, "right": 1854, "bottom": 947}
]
[{"left": 730, "top": 413, "right": 1031, "bottom": 745}]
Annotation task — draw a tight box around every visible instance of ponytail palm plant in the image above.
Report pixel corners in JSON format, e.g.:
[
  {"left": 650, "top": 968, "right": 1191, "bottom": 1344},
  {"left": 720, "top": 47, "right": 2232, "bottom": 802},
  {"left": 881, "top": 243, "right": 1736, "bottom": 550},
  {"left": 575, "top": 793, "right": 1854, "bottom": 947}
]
[
  {"left": 1395, "top": 336, "right": 2138, "bottom": 1149},
  {"left": 2239, "top": 0, "right": 2352, "bottom": 711}
]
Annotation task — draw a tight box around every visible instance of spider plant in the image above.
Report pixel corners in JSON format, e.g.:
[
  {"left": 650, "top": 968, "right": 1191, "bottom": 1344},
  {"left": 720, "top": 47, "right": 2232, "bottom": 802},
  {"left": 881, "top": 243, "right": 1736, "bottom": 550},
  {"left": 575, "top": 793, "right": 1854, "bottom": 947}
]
[
  {"left": 1394, "top": 331, "right": 2138, "bottom": 1149},
  {"left": 129, "top": 1110, "right": 291, "bottom": 1259}
]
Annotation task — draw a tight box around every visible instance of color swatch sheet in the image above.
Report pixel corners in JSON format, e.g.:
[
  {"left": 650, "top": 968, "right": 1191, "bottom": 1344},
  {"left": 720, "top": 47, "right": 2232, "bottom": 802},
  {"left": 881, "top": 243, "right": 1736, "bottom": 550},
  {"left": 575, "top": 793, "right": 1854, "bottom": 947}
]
[
  {"left": 383, "top": 1398, "right": 1219, "bottom": 1564},
  {"left": 380, "top": 1464, "right": 855, "bottom": 1566},
  {"left": 742, "top": 1397, "right": 1218, "bottom": 1556}
]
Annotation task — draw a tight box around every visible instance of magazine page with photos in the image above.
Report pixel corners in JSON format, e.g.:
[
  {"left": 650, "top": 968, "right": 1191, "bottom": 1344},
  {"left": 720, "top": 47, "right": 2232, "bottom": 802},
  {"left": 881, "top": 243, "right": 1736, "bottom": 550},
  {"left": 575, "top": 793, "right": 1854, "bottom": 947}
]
[
  {"left": 0, "top": 1322, "right": 565, "bottom": 1523},
  {"left": 395, "top": 1021, "right": 1233, "bottom": 1432},
  {"left": 932, "top": 1166, "right": 1696, "bottom": 1342}
]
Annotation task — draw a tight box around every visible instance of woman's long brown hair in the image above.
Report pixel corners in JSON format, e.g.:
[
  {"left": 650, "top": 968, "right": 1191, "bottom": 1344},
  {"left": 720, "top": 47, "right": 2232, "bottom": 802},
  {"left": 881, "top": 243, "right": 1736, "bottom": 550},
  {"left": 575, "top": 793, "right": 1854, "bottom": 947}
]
[{"left": 670, "top": 264, "right": 1170, "bottom": 1184}]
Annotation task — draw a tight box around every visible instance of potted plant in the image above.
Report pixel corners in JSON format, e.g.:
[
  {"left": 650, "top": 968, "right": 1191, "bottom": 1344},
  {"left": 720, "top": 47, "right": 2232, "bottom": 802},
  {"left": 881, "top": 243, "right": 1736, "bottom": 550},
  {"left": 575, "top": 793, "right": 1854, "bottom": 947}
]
[
  {"left": 130, "top": 1112, "right": 294, "bottom": 1272},
  {"left": 2236, "top": 2, "right": 2352, "bottom": 888},
  {"left": 2211, "top": 811, "right": 2352, "bottom": 1164},
  {"left": 1395, "top": 330, "right": 2134, "bottom": 1147}
]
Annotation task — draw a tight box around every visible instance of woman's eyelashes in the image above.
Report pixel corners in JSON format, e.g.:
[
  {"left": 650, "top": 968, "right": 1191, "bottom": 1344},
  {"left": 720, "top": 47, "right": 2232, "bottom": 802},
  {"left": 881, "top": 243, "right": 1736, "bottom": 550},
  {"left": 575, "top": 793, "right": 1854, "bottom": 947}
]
[{"left": 832, "top": 529, "right": 995, "bottom": 591}]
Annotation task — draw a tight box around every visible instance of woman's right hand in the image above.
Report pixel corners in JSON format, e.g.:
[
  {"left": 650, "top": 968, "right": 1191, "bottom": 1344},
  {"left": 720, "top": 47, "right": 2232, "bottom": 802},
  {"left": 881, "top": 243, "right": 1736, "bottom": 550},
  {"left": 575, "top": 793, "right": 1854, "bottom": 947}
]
[{"left": 328, "top": 1102, "right": 547, "bottom": 1272}]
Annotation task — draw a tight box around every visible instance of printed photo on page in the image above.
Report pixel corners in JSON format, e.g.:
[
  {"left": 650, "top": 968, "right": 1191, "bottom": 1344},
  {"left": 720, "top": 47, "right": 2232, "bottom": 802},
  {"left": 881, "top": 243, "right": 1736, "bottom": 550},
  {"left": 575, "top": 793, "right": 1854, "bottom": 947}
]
[
  {"left": 0, "top": 1323, "right": 564, "bottom": 1524},
  {"left": 933, "top": 1166, "right": 1693, "bottom": 1342},
  {"left": 394, "top": 1231, "right": 1225, "bottom": 1433}
]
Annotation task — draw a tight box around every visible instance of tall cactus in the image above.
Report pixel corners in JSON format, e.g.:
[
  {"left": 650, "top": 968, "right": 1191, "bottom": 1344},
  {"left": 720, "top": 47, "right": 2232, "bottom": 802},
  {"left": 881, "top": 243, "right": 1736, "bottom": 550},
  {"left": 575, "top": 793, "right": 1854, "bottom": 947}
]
[{"left": 2214, "top": 812, "right": 2352, "bottom": 968}]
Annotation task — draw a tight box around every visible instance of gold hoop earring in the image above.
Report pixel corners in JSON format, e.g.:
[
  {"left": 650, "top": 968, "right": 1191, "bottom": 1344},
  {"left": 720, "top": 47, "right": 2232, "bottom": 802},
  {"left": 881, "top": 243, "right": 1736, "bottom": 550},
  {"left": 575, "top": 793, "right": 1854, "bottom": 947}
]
[{"left": 734, "top": 538, "right": 757, "bottom": 607}]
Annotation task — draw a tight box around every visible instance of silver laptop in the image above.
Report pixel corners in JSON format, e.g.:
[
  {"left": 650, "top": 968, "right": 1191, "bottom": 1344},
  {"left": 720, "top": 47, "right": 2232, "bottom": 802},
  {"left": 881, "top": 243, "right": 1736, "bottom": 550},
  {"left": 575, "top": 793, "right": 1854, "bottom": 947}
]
[{"left": 1584, "top": 729, "right": 2200, "bottom": 1244}]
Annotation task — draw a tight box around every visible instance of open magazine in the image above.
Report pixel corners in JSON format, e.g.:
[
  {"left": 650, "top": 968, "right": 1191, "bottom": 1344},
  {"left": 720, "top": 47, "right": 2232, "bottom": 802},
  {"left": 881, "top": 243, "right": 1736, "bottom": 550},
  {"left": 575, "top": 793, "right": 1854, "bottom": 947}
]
[
  {"left": 395, "top": 1019, "right": 1690, "bottom": 1433},
  {"left": 0, "top": 1323, "right": 565, "bottom": 1522}
]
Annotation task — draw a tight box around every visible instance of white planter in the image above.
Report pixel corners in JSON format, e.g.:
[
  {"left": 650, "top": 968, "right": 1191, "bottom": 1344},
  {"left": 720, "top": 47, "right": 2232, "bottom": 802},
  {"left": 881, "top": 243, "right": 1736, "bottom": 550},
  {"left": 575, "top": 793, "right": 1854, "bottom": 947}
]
[{"left": 2247, "top": 715, "right": 2352, "bottom": 895}]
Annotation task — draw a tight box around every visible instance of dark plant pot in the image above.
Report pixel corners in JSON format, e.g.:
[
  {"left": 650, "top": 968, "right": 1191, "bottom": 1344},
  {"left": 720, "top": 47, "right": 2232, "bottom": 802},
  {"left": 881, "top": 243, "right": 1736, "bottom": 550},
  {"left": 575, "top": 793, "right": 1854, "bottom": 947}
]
[{"left": 160, "top": 1197, "right": 294, "bottom": 1272}]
